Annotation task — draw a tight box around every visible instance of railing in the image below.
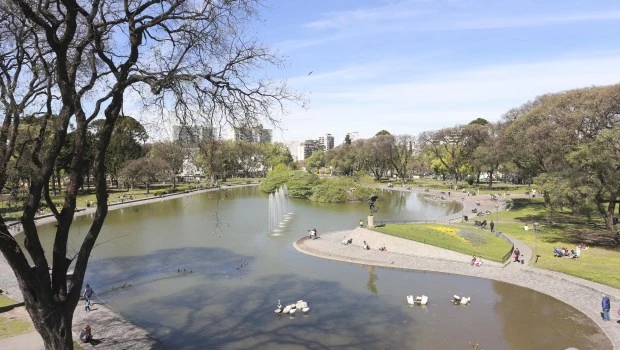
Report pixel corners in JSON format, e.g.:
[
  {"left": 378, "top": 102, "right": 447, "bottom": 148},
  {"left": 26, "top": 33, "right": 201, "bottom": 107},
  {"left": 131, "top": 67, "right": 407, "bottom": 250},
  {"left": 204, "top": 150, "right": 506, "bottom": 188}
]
[{"left": 374, "top": 219, "right": 440, "bottom": 225}]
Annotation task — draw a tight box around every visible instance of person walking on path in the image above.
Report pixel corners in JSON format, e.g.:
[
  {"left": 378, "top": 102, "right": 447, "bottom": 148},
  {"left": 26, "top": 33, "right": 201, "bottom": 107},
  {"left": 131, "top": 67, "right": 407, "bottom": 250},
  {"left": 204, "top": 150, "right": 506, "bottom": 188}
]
[
  {"left": 513, "top": 248, "right": 521, "bottom": 263},
  {"left": 601, "top": 294, "right": 611, "bottom": 321},
  {"left": 83, "top": 283, "right": 95, "bottom": 311},
  {"left": 490, "top": 220, "right": 495, "bottom": 232}
]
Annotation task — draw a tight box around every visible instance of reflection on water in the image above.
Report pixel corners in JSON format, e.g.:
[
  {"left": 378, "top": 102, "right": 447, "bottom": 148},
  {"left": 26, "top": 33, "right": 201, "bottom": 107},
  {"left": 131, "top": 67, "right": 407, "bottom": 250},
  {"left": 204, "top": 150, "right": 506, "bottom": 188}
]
[
  {"left": 366, "top": 266, "right": 378, "bottom": 294},
  {"left": 19, "top": 186, "right": 611, "bottom": 349}
]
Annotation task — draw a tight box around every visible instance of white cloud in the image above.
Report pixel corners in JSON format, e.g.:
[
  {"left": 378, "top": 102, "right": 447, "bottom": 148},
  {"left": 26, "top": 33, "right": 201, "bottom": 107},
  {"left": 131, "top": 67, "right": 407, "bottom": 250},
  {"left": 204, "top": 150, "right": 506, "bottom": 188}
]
[
  {"left": 305, "top": 7, "right": 423, "bottom": 30},
  {"left": 278, "top": 53, "right": 620, "bottom": 142}
]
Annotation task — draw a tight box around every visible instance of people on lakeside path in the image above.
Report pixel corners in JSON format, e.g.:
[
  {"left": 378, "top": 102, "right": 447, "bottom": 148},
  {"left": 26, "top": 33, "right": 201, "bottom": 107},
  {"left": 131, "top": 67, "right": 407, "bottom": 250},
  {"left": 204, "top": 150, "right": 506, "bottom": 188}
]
[
  {"left": 363, "top": 241, "right": 370, "bottom": 250},
  {"left": 80, "top": 324, "right": 92, "bottom": 343},
  {"left": 513, "top": 248, "right": 521, "bottom": 263},
  {"left": 83, "top": 283, "right": 95, "bottom": 311},
  {"left": 471, "top": 255, "right": 477, "bottom": 266},
  {"left": 490, "top": 220, "right": 495, "bottom": 232},
  {"left": 84, "top": 283, "right": 95, "bottom": 301},
  {"left": 601, "top": 294, "right": 611, "bottom": 321}
]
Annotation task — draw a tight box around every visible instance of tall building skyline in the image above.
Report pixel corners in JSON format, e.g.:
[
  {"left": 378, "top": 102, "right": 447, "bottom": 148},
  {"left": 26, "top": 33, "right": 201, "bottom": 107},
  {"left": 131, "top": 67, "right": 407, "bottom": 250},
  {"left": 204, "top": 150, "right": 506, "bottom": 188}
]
[
  {"left": 228, "top": 123, "right": 273, "bottom": 143},
  {"left": 171, "top": 125, "right": 217, "bottom": 147},
  {"left": 318, "top": 133, "right": 335, "bottom": 151}
]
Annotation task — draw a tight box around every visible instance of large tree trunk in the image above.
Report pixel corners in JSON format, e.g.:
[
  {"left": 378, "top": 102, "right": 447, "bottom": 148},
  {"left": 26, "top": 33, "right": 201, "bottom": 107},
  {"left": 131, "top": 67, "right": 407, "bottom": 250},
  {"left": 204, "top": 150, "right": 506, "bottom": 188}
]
[{"left": 604, "top": 197, "right": 617, "bottom": 232}]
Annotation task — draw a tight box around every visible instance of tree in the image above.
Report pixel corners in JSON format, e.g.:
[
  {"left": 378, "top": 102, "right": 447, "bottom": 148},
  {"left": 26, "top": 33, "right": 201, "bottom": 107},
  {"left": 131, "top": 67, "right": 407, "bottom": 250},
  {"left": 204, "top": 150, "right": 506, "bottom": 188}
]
[
  {"left": 0, "top": 1, "right": 296, "bottom": 348},
  {"left": 389, "top": 134, "right": 415, "bottom": 183},
  {"left": 419, "top": 124, "right": 487, "bottom": 184},
  {"left": 119, "top": 157, "right": 171, "bottom": 194},
  {"left": 231, "top": 141, "right": 263, "bottom": 178},
  {"left": 195, "top": 140, "right": 232, "bottom": 183},
  {"left": 91, "top": 116, "right": 147, "bottom": 187},
  {"left": 305, "top": 150, "right": 325, "bottom": 173},
  {"left": 470, "top": 123, "right": 502, "bottom": 187},
  {"left": 501, "top": 84, "right": 620, "bottom": 228},
  {"left": 364, "top": 134, "right": 394, "bottom": 181},
  {"left": 262, "top": 142, "right": 293, "bottom": 170},
  {"left": 326, "top": 144, "right": 357, "bottom": 176},
  {"left": 567, "top": 126, "right": 620, "bottom": 231},
  {"left": 150, "top": 141, "right": 185, "bottom": 188}
]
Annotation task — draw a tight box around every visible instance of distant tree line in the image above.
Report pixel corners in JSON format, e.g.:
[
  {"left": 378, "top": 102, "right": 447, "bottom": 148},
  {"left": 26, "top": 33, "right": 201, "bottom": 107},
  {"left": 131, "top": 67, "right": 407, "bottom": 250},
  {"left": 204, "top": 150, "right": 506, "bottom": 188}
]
[{"left": 313, "top": 85, "right": 619, "bottom": 231}]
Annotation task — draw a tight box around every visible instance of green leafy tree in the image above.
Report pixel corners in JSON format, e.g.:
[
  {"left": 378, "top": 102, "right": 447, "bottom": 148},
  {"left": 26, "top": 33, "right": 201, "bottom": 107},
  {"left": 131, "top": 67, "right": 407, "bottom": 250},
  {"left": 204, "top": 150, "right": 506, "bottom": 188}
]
[
  {"left": 567, "top": 126, "right": 620, "bottom": 231},
  {"left": 326, "top": 144, "right": 357, "bottom": 176},
  {"left": 305, "top": 150, "right": 325, "bottom": 173},
  {"left": 389, "top": 134, "right": 415, "bottom": 183},
  {"left": 91, "top": 116, "right": 147, "bottom": 187},
  {"left": 364, "top": 134, "right": 394, "bottom": 181},
  {"left": 262, "top": 142, "right": 293, "bottom": 169}
]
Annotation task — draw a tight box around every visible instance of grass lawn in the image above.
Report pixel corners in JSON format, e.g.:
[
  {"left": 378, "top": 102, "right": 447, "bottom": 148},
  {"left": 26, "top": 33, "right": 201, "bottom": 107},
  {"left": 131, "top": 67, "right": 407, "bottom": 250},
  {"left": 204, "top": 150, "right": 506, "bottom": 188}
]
[
  {"left": 499, "top": 222, "right": 620, "bottom": 289},
  {"left": 1, "top": 295, "right": 86, "bottom": 348},
  {"left": 0, "top": 295, "right": 32, "bottom": 340},
  {"left": 491, "top": 197, "right": 620, "bottom": 289},
  {"left": 374, "top": 223, "right": 513, "bottom": 262}
]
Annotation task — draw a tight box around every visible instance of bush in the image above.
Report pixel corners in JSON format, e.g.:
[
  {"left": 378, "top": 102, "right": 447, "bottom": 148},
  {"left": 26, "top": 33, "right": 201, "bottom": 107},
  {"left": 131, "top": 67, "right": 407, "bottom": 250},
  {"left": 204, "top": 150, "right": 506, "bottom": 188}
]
[
  {"left": 153, "top": 190, "right": 166, "bottom": 196},
  {"left": 287, "top": 171, "right": 319, "bottom": 198}
]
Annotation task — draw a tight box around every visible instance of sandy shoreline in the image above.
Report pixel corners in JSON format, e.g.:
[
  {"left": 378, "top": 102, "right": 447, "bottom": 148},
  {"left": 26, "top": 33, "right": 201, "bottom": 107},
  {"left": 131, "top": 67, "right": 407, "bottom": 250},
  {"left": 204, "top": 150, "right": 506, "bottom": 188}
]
[
  {"left": 0, "top": 184, "right": 257, "bottom": 350},
  {"left": 294, "top": 186, "right": 620, "bottom": 349}
]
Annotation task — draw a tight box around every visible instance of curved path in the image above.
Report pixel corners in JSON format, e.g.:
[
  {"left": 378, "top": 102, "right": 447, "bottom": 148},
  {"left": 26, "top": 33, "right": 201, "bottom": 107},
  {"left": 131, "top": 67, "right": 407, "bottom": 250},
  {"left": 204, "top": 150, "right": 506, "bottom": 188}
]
[{"left": 294, "top": 187, "right": 620, "bottom": 349}]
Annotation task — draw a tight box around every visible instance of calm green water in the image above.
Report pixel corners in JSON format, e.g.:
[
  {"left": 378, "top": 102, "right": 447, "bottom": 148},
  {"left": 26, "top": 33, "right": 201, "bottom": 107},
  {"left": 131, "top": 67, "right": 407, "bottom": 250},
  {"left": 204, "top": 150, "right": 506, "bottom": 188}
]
[{"left": 22, "top": 186, "right": 610, "bottom": 349}]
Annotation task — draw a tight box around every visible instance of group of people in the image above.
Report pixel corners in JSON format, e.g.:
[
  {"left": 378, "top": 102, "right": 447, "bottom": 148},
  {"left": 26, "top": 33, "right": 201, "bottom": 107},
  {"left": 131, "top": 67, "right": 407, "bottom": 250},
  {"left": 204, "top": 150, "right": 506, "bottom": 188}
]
[
  {"left": 513, "top": 248, "right": 522, "bottom": 263},
  {"left": 553, "top": 246, "right": 580, "bottom": 259},
  {"left": 470, "top": 255, "right": 483, "bottom": 267},
  {"left": 80, "top": 283, "right": 96, "bottom": 343}
]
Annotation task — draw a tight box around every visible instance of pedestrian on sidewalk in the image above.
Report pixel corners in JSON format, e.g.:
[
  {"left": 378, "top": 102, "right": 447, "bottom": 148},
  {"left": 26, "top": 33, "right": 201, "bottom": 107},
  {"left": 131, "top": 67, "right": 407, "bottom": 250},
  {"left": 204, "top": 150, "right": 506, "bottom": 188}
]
[
  {"left": 490, "top": 220, "right": 495, "bottom": 232},
  {"left": 513, "top": 248, "right": 521, "bottom": 263},
  {"left": 601, "top": 294, "right": 611, "bottom": 321},
  {"left": 83, "top": 283, "right": 95, "bottom": 311}
]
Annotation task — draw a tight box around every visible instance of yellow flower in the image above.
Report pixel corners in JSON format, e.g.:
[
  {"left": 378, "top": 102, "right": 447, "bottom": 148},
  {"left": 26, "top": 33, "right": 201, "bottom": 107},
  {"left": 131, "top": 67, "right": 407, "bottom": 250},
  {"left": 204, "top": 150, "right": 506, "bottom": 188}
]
[{"left": 426, "top": 224, "right": 469, "bottom": 244}]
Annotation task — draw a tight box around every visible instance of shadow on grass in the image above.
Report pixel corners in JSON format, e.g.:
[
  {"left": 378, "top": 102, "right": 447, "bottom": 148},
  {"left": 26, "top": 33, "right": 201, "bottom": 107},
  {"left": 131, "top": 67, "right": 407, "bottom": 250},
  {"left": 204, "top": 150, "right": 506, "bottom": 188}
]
[
  {"left": 0, "top": 301, "right": 25, "bottom": 313},
  {"left": 562, "top": 229, "right": 620, "bottom": 249}
]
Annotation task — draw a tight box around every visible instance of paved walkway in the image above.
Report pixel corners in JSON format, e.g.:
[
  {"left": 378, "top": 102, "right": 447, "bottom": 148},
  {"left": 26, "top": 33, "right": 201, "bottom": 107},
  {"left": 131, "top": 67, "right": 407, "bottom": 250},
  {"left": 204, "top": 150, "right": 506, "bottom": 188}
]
[{"left": 294, "top": 186, "right": 620, "bottom": 349}]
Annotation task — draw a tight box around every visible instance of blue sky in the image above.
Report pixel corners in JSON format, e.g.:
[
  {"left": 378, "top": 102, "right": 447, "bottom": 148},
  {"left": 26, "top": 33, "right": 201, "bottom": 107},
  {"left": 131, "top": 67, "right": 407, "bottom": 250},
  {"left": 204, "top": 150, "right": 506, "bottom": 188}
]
[{"left": 252, "top": 0, "right": 620, "bottom": 144}]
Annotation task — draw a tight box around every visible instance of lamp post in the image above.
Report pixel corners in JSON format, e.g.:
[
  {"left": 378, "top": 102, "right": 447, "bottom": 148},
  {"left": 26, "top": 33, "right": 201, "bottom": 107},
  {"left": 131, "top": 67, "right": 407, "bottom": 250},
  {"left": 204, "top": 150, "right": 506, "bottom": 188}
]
[
  {"left": 495, "top": 205, "right": 499, "bottom": 234},
  {"left": 461, "top": 197, "right": 464, "bottom": 221}
]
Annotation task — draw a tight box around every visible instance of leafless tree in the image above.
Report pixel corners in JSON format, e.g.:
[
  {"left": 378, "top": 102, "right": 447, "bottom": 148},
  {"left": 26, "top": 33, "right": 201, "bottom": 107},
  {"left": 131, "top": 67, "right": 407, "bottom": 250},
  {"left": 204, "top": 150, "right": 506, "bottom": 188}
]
[{"left": 0, "top": 1, "right": 298, "bottom": 348}]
